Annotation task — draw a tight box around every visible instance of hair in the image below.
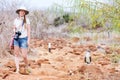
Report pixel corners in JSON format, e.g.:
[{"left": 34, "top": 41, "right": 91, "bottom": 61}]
[
  {"left": 23, "top": 15, "right": 26, "bottom": 23},
  {"left": 23, "top": 15, "right": 27, "bottom": 29},
  {"left": 18, "top": 10, "right": 27, "bottom": 29}
]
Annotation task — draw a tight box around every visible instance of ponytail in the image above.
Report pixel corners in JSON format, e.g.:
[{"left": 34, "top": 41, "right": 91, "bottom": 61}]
[{"left": 24, "top": 15, "right": 26, "bottom": 29}]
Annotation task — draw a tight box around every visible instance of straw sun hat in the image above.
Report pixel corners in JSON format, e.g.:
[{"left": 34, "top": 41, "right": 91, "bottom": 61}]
[{"left": 16, "top": 6, "right": 29, "bottom": 15}]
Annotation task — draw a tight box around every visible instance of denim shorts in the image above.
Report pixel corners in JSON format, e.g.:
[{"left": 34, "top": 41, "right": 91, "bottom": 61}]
[{"left": 14, "top": 37, "right": 28, "bottom": 48}]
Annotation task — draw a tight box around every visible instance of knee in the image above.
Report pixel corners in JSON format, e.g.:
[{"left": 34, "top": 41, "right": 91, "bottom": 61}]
[
  {"left": 14, "top": 50, "right": 19, "bottom": 56},
  {"left": 23, "top": 55, "right": 27, "bottom": 59}
]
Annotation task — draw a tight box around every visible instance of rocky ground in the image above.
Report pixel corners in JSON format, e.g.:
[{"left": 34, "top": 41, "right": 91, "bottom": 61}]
[{"left": 0, "top": 37, "right": 120, "bottom": 80}]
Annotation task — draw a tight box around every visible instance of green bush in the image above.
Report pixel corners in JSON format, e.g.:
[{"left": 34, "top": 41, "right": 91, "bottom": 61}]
[
  {"left": 53, "top": 17, "right": 64, "bottom": 26},
  {"left": 63, "top": 14, "right": 70, "bottom": 23}
]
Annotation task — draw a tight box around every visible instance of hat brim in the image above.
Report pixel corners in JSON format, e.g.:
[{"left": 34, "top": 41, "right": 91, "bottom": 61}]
[{"left": 16, "top": 9, "right": 29, "bottom": 15}]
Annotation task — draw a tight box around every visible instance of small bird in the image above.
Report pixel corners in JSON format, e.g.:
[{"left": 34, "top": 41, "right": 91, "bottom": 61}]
[
  {"left": 48, "top": 43, "right": 51, "bottom": 52},
  {"left": 84, "top": 50, "right": 91, "bottom": 64}
]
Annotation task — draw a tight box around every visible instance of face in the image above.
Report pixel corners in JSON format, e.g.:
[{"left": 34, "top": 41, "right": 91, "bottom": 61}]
[{"left": 19, "top": 10, "right": 26, "bottom": 17}]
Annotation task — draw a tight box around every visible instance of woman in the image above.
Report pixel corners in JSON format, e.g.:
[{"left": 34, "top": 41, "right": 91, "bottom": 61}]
[{"left": 13, "top": 6, "right": 31, "bottom": 73}]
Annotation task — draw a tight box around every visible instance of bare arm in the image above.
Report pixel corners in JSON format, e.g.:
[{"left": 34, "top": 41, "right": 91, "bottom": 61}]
[
  {"left": 27, "top": 24, "right": 31, "bottom": 46},
  {"left": 13, "top": 26, "right": 16, "bottom": 35}
]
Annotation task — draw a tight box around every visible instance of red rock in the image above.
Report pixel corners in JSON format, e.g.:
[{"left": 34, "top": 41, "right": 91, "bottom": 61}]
[
  {"left": 19, "top": 67, "right": 30, "bottom": 75},
  {"left": 0, "top": 73, "right": 2, "bottom": 77},
  {"left": 88, "top": 45, "right": 97, "bottom": 52},
  {"left": 73, "top": 48, "right": 83, "bottom": 55},
  {"left": 2, "top": 38, "right": 120, "bottom": 80},
  {"left": 19, "top": 63, "right": 26, "bottom": 68},
  {"left": 55, "top": 56, "right": 64, "bottom": 62},
  {"left": 70, "top": 45, "right": 76, "bottom": 48},
  {"left": 77, "top": 45, "right": 85, "bottom": 49},
  {"left": 36, "top": 59, "right": 50, "bottom": 65},
  {"left": 62, "top": 47, "right": 74, "bottom": 53},
  {"left": 2, "top": 73, "right": 9, "bottom": 79},
  {"left": 78, "top": 65, "right": 86, "bottom": 73},
  {"left": 30, "top": 64, "right": 40, "bottom": 69},
  {"left": 92, "top": 52, "right": 104, "bottom": 57},
  {"left": 98, "top": 61, "right": 110, "bottom": 66},
  {"left": 83, "top": 36, "right": 92, "bottom": 41},
  {"left": 105, "top": 47, "right": 113, "bottom": 54},
  {"left": 35, "top": 40, "right": 43, "bottom": 45},
  {"left": 28, "top": 60, "right": 36, "bottom": 66},
  {"left": 71, "top": 37, "right": 80, "bottom": 43},
  {"left": 109, "top": 68, "right": 117, "bottom": 73},
  {"left": 51, "top": 46, "right": 56, "bottom": 50},
  {"left": 57, "top": 45, "right": 63, "bottom": 49},
  {"left": 9, "top": 67, "right": 16, "bottom": 72},
  {"left": 4, "top": 60, "right": 15, "bottom": 68},
  {"left": 78, "top": 64, "right": 103, "bottom": 75},
  {"left": 116, "top": 49, "right": 120, "bottom": 54},
  {"left": 0, "top": 69, "right": 11, "bottom": 79}
]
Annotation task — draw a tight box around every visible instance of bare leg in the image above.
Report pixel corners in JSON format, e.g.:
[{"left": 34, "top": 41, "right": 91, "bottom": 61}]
[
  {"left": 21, "top": 48, "right": 31, "bottom": 74},
  {"left": 21, "top": 48, "right": 28, "bottom": 67},
  {"left": 14, "top": 46, "right": 20, "bottom": 73}
]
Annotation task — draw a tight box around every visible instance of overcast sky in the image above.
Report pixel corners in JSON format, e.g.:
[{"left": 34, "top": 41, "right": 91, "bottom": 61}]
[
  {"left": 0, "top": 0, "right": 111, "bottom": 11},
  {"left": 22, "top": 0, "right": 111, "bottom": 9},
  {"left": 27, "top": 0, "right": 63, "bottom": 9}
]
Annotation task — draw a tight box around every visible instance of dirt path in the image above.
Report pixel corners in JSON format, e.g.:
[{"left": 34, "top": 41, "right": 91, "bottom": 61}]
[{"left": 0, "top": 38, "right": 120, "bottom": 80}]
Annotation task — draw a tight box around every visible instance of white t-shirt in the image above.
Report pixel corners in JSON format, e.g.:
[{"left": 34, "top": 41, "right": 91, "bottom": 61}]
[{"left": 13, "top": 17, "right": 30, "bottom": 38}]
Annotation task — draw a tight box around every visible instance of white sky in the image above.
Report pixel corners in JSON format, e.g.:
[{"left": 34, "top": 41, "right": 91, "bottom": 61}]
[
  {"left": 22, "top": 0, "right": 111, "bottom": 9},
  {"left": 24, "top": 0, "right": 63, "bottom": 9},
  {"left": 0, "top": 0, "right": 111, "bottom": 11}
]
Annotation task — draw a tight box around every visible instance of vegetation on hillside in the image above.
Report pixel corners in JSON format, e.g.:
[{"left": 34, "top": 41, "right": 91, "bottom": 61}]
[{"left": 51, "top": 0, "right": 120, "bottom": 32}]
